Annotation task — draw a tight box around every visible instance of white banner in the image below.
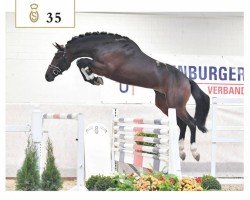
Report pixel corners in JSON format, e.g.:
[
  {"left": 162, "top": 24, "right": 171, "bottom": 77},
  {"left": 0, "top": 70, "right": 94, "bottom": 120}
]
[{"left": 101, "top": 55, "right": 244, "bottom": 104}]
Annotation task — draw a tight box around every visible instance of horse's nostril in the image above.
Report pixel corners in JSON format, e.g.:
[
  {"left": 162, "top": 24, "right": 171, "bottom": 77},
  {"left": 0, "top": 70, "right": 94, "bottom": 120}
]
[{"left": 45, "top": 74, "right": 51, "bottom": 81}]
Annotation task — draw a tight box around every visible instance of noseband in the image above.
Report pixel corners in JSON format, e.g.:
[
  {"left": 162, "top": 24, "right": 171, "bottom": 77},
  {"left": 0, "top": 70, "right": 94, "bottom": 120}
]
[
  {"left": 49, "top": 52, "right": 68, "bottom": 76},
  {"left": 49, "top": 64, "right": 62, "bottom": 76}
]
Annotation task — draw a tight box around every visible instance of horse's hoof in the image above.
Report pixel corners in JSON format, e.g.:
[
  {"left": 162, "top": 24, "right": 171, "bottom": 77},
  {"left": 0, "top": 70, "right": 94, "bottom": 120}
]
[
  {"left": 96, "top": 77, "right": 104, "bottom": 85},
  {"left": 93, "top": 77, "right": 104, "bottom": 85},
  {"left": 194, "top": 153, "right": 200, "bottom": 162},
  {"left": 179, "top": 152, "right": 186, "bottom": 161}
]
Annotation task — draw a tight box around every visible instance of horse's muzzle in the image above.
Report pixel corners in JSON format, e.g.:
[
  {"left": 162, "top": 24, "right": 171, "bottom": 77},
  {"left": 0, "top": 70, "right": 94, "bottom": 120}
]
[{"left": 45, "top": 73, "right": 54, "bottom": 82}]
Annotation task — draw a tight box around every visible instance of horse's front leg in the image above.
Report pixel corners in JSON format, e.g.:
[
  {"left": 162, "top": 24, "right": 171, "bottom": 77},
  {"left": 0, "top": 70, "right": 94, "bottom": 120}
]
[{"left": 76, "top": 58, "right": 103, "bottom": 85}]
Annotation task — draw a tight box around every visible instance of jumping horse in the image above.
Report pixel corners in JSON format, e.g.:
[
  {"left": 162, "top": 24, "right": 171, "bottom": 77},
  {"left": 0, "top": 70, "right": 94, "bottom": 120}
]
[{"left": 45, "top": 32, "right": 210, "bottom": 161}]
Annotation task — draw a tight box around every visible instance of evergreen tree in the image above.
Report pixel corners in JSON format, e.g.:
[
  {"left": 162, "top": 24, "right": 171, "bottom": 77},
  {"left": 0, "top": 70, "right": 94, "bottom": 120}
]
[
  {"left": 41, "top": 138, "right": 63, "bottom": 191},
  {"left": 16, "top": 136, "right": 40, "bottom": 191}
]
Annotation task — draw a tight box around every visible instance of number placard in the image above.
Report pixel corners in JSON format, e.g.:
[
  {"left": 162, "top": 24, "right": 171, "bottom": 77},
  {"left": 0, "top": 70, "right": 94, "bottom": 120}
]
[
  {"left": 46, "top": 12, "right": 61, "bottom": 23},
  {"left": 15, "top": 0, "right": 75, "bottom": 28}
]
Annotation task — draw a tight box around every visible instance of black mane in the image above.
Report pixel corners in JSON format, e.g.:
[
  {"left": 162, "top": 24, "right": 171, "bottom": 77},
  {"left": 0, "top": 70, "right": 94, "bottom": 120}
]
[{"left": 65, "top": 32, "right": 130, "bottom": 48}]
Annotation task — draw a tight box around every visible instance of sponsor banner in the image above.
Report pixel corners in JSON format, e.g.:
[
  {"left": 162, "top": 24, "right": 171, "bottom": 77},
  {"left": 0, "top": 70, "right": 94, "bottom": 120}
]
[
  {"left": 100, "top": 78, "right": 155, "bottom": 104},
  {"left": 101, "top": 55, "right": 244, "bottom": 104}
]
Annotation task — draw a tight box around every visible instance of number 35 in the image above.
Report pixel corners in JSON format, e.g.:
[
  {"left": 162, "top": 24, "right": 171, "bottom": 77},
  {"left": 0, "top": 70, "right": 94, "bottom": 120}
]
[{"left": 47, "top": 12, "right": 61, "bottom": 23}]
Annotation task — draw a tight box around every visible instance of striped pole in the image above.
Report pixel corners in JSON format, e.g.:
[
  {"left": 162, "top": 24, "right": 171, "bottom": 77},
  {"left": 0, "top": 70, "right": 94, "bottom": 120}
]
[
  {"left": 114, "top": 117, "right": 169, "bottom": 125},
  {"left": 114, "top": 142, "right": 169, "bottom": 154},
  {"left": 113, "top": 149, "right": 168, "bottom": 161},
  {"left": 113, "top": 126, "right": 169, "bottom": 135},
  {"left": 43, "top": 113, "right": 78, "bottom": 119},
  {"left": 114, "top": 134, "right": 169, "bottom": 144}
]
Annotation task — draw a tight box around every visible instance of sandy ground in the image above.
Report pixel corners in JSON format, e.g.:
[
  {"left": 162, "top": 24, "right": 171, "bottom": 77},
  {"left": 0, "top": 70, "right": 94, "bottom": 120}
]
[{"left": 6, "top": 179, "right": 243, "bottom": 191}]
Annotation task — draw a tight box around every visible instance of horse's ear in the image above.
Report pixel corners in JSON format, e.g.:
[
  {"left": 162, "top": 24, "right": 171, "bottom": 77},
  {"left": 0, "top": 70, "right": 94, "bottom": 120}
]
[
  {"left": 52, "top": 43, "right": 58, "bottom": 49},
  {"left": 53, "top": 42, "right": 65, "bottom": 51}
]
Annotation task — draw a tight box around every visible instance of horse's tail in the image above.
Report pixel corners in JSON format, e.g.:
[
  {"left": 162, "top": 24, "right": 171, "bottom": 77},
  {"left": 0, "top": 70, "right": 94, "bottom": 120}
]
[{"left": 190, "top": 80, "right": 210, "bottom": 133}]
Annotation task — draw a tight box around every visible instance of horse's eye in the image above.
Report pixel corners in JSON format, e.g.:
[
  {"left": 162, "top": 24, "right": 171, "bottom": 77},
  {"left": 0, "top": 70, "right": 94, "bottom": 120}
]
[{"left": 53, "top": 70, "right": 59, "bottom": 75}]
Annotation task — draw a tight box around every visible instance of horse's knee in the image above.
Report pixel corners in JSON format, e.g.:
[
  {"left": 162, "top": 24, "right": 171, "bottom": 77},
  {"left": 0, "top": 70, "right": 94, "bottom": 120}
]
[
  {"left": 77, "top": 60, "right": 96, "bottom": 84},
  {"left": 77, "top": 58, "right": 93, "bottom": 68}
]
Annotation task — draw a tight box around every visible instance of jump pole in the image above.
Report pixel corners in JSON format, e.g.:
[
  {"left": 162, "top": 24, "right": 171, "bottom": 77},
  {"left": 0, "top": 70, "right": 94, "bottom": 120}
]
[
  {"left": 31, "top": 106, "right": 43, "bottom": 176},
  {"left": 168, "top": 108, "right": 181, "bottom": 176},
  {"left": 74, "top": 113, "right": 86, "bottom": 191}
]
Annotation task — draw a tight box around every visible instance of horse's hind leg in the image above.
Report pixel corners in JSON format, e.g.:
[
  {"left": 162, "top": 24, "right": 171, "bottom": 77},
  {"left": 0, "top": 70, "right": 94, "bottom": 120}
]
[
  {"left": 177, "top": 118, "right": 187, "bottom": 161},
  {"left": 177, "top": 108, "right": 200, "bottom": 161},
  {"left": 154, "top": 91, "right": 186, "bottom": 160}
]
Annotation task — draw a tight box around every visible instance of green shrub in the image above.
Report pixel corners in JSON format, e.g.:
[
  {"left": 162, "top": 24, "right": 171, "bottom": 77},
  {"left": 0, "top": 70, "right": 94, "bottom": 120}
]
[
  {"left": 158, "top": 174, "right": 179, "bottom": 191},
  {"left": 109, "top": 174, "right": 137, "bottom": 191},
  {"left": 86, "top": 175, "right": 116, "bottom": 191},
  {"left": 16, "top": 137, "right": 40, "bottom": 191},
  {"left": 201, "top": 175, "right": 221, "bottom": 191},
  {"left": 41, "top": 138, "right": 63, "bottom": 191},
  {"left": 86, "top": 175, "right": 103, "bottom": 190},
  {"left": 94, "top": 176, "right": 116, "bottom": 191}
]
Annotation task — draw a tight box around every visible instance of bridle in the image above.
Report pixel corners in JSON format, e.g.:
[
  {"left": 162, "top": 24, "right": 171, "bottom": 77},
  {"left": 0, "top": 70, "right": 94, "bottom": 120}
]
[
  {"left": 48, "top": 51, "right": 68, "bottom": 76},
  {"left": 48, "top": 64, "right": 62, "bottom": 76}
]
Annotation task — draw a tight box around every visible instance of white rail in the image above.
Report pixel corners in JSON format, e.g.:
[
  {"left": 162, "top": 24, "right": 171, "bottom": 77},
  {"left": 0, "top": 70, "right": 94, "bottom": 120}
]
[{"left": 211, "top": 97, "right": 243, "bottom": 182}]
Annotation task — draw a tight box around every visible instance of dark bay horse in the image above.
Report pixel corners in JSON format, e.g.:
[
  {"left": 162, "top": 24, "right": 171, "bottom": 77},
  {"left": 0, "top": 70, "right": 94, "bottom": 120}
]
[{"left": 45, "top": 32, "right": 210, "bottom": 161}]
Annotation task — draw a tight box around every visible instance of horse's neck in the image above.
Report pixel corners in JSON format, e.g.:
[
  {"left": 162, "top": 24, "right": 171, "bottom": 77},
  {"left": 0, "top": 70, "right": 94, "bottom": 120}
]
[
  {"left": 68, "top": 37, "right": 132, "bottom": 61},
  {"left": 67, "top": 42, "right": 96, "bottom": 62},
  {"left": 67, "top": 49, "right": 91, "bottom": 63}
]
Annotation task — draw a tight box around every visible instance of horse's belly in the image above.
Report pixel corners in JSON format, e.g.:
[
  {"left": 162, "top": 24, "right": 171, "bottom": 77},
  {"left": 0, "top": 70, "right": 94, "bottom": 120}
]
[{"left": 107, "top": 70, "right": 160, "bottom": 89}]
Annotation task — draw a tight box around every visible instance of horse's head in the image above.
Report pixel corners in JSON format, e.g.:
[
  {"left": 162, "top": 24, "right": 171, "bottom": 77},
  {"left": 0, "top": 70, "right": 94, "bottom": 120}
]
[{"left": 45, "top": 43, "right": 70, "bottom": 82}]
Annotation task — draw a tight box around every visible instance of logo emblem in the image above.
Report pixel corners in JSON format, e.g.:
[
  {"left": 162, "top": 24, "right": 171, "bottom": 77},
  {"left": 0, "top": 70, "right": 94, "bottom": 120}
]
[{"left": 29, "top": 3, "right": 39, "bottom": 23}]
